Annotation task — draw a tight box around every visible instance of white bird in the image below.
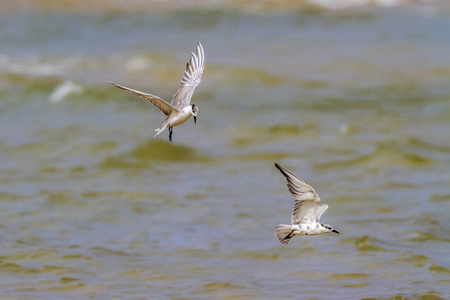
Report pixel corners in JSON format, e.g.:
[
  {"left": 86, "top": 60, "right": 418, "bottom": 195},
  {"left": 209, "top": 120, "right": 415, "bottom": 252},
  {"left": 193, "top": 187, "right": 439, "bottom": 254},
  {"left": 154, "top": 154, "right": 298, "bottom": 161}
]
[
  {"left": 109, "top": 42, "right": 205, "bottom": 143},
  {"left": 274, "top": 163, "right": 339, "bottom": 245}
]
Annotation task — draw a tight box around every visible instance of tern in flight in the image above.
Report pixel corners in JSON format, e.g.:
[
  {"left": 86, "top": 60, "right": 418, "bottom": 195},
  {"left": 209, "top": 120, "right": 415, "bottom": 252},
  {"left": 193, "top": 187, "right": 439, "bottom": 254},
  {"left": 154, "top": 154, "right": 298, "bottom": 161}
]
[
  {"left": 109, "top": 42, "right": 204, "bottom": 143},
  {"left": 274, "top": 163, "right": 339, "bottom": 245}
]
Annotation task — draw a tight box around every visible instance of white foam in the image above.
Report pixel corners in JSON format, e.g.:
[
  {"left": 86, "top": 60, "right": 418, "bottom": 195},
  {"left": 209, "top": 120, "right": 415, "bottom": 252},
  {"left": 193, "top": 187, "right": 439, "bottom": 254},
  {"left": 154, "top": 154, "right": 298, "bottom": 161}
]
[
  {"left": 306, "top": 0, "right": 407, "bottom": 9},
  {"left": 49, "top": 80, "right": 84, "bottom": 103},
  {"left": 125, "top": 55, "right": 154, "bottom": 73}
]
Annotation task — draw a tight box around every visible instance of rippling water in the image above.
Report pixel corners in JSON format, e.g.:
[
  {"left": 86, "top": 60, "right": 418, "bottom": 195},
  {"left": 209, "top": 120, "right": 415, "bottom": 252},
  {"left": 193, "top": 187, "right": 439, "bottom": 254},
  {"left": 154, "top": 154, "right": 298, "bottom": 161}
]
[{"left": 0, "top": 2, "right": 449, "bottom": 299}]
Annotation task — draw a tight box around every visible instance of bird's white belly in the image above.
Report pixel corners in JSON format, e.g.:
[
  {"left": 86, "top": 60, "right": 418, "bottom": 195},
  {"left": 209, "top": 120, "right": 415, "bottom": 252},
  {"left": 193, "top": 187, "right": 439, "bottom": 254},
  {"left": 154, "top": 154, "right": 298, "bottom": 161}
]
[
  {"left": 293, "top": 222, "right": 326, "bottom": 235},
  {"left": 168, "top": 111, "right": 192, "bottom": 127}
]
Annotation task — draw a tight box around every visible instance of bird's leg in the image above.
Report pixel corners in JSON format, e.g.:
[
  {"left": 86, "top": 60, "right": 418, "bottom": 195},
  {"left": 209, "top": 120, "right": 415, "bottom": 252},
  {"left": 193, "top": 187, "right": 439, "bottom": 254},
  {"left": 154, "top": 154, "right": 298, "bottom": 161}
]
[
  {"left": 168, "top": 127, "right": 173, "bottom": 143},
  {"left": 283, "top": 230, "right": 295, "bottom": 242}
]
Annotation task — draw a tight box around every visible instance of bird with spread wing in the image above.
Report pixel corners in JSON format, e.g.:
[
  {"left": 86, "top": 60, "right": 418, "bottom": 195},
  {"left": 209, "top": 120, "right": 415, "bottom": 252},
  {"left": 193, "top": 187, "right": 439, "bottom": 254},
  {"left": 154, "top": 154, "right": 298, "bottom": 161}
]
[
  {"left": 274, "top": 163, "right": 339, "bottom": 245},
  {"left": 109, "top": 42, "right": 205, "bottom": 143}
]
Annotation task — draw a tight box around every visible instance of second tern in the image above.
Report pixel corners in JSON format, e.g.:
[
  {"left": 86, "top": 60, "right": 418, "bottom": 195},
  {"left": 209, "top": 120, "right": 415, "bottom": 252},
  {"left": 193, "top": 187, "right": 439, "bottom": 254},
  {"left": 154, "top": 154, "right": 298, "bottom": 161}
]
[{"left": 274, "top": 163, "right": 340, "bottom": 245}]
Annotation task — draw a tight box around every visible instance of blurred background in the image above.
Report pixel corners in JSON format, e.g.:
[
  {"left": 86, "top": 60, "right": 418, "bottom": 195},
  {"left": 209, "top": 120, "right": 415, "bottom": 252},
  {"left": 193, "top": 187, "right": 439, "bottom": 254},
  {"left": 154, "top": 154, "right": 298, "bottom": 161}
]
[{"left": 0, "top": 0, "right": 449, "bottom": 299}]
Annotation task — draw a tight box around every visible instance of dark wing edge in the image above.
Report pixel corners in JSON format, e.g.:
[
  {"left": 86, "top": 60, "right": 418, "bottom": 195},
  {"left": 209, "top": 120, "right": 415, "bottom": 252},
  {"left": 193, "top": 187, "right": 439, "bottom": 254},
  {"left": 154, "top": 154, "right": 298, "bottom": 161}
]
[
  {"left": 274, "top": 163, "right": 319, "bottom": 203},
  {"left": 109, "top": 81, "right": 176, "bottom": 116}
]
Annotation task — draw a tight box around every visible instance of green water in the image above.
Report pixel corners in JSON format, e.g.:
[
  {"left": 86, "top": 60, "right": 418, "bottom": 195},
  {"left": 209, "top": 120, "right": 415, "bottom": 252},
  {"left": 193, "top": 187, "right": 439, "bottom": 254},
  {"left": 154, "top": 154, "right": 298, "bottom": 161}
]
[{"left": 0, "top": 3, "right": 449, "bottom": 299}]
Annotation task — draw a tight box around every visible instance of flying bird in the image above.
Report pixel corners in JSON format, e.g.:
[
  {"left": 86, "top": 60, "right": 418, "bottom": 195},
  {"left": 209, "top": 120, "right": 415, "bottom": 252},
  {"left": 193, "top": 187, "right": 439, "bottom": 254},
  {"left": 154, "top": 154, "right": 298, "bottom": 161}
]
[
  {"left": 274, "top": 163, "right": 339, "bottom": 245},
  {"left": 109, "top": 42, "right": 205, "bottom": 143}
]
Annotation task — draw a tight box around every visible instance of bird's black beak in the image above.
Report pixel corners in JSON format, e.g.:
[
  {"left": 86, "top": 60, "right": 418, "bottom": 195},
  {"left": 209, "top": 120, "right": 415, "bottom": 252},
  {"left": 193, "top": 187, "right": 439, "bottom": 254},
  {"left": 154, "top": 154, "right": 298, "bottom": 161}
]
[
  {"left": 194, "top": 116, "right": 197, "bottom": 124},
  {"left": 332, "top": 229, "right": 340, "bottom": 234}
]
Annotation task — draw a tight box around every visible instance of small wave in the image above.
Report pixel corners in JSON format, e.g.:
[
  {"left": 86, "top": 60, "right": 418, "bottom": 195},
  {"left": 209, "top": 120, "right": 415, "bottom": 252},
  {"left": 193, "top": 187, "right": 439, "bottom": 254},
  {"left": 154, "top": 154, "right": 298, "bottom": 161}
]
[
  {"left": 306, "top": 0, "right": 408, "bottom": 10},
  {"left": 315, "top": 143, "right": 432, "bottom": 169},
  {"left": 99, "top": 140, "right": 208, "bottom": 168},
  {"left": 0, "top": 55, "right": 66, "bottom": 77},
  {"left": 352, "top": 235, "right": 391, "bottom": 252},
  {"left": 49, "top": 80, "right": 84, "bottom": 103}
]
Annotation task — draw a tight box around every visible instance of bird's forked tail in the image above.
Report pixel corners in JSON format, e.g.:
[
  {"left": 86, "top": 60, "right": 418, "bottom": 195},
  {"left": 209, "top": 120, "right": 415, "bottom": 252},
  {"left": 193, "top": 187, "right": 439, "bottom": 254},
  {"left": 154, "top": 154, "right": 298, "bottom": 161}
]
[
  {"left": 274, "top": 224, "right": 295, "bottom": 245},
  {"left": 154, "top": 121, "right": 169, "bottom": 137}
]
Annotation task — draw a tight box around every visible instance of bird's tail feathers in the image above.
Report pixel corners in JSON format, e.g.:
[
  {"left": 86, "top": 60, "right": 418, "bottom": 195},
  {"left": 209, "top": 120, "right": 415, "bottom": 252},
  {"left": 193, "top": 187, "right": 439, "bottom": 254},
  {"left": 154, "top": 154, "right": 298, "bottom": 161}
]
[
  {"left": 154, "top": 121, "right": 168, "bottom": 137},
  {"left": 274, "top": 224, "right": 295, "bottom": 245}
]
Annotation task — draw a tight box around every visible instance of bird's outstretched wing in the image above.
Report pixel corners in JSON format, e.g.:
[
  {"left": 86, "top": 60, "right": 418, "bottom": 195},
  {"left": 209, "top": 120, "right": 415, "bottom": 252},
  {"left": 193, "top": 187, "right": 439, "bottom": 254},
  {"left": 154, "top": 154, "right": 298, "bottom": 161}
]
[
  {"left": 315, "top": 204, "right": 328, "bottom": 222},
  {"left": 275, "top": 163, "right": 321, "bottom": 225},
  {"left": 171, "top": 42, "right": 205, "bottom": 109},
  {"left": 109, "top": 81, "right": 177, "bottom": 116}
]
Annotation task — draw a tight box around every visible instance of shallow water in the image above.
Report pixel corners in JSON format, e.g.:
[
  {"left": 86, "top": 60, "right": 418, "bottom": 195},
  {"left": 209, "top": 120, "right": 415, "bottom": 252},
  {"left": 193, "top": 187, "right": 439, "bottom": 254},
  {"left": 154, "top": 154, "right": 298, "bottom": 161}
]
[{"left": 0, "top": 2, "right": 449, "bottom": 299}]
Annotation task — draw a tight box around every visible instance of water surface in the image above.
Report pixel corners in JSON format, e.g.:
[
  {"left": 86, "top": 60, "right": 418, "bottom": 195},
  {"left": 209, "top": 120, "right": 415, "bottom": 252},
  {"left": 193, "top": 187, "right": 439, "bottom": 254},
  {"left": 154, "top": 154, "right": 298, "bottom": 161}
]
[{"left": 0, "top": 2, "right": 449, "bottom": 299}]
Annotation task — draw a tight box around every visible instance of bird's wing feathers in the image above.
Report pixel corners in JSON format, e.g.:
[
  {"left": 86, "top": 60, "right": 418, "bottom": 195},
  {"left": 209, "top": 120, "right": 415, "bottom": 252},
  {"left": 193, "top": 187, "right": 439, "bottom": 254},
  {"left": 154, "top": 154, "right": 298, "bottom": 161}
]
[
  {"left": 275, "top": 163, "right": 321, "bottom": 224},
  {"left": 171, "top": 42, "right": 205, "bottom": 109},
  {"left": 292, "top": 202, "right": 317, "bottom": 224},
  {"left": 315, "top": 204, "right": 328, "bottom": 222},
  {"left": 109, "top": 81, "right": 177, "bottom": 116}
]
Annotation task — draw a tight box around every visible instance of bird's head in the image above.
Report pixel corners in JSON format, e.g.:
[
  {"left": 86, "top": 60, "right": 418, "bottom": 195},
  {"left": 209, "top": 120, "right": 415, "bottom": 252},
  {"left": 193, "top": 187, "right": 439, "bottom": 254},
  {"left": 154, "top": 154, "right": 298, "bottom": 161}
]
[
  {"left": 191, "top": 104, "right": 199, "bottom": 124},
  {"left": 322, "top": 223, "right": 340, "bottom": 234}
]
